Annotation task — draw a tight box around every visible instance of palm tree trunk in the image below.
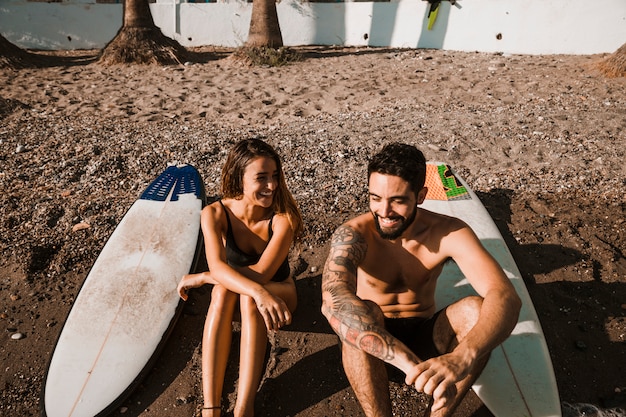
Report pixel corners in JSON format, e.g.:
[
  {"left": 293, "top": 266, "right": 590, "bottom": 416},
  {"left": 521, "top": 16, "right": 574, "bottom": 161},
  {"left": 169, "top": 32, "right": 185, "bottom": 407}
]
[
  {"left": 124, "top": 0, "right": 157, "bottom": 28},
  {"left": 99, "top": 0, "right": 188, "bottom": 65},
  {"left": 246, "top": 0, "right": 283, "bottom": 48}
]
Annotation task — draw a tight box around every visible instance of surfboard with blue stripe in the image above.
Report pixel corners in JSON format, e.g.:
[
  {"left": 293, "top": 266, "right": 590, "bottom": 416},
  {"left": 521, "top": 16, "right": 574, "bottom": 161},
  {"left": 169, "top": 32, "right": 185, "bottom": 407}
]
[{"left": 42, "top": 164, "right": 206, "bottom": 417}]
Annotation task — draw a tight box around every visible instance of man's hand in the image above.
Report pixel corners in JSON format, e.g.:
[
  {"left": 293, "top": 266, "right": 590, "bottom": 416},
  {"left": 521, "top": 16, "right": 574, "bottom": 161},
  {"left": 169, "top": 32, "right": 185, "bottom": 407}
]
[{"left": 404, "top": 352, "right": 471, "bottom": 411}]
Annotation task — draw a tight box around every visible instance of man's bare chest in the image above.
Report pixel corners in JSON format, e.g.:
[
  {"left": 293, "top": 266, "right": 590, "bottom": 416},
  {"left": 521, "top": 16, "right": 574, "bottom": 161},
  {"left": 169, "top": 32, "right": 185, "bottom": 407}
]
[{"left": 359, "top": 241, "right": 444, "bottom": 291}]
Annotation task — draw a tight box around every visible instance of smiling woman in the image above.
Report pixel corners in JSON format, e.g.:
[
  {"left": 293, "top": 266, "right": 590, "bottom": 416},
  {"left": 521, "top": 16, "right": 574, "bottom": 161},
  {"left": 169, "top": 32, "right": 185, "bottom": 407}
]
[{"left": 176, "top": 138, "right": 303, "bottom": 417}]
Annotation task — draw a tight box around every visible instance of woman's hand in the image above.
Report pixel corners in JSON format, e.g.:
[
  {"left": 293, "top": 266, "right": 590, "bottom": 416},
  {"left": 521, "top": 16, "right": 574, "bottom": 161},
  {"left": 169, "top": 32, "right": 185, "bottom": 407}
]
[
  {"left": 177, "top": 273, "right": 209, "bottom": 301},
  {"left": 252, "top": 288, "right": 292, "bottom": 331}
]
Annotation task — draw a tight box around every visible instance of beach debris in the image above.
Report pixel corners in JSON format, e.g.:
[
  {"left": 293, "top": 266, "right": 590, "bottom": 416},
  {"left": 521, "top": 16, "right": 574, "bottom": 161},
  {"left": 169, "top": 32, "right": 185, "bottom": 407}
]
[
  {"left": 427, "top": 144, "right": 447, "bottom": 152},
  {"left": 11, "top": 332, "right": 24, "bottom": 340},
  {"left": 72, "top": 222, "right": 91, "bottom": 232}
]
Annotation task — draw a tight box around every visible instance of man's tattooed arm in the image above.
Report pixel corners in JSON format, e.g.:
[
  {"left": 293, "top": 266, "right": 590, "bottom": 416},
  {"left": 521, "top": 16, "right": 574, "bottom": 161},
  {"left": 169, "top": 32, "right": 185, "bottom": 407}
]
[{"left": 321, "top": 224, "right": 401, "bottom": 362}]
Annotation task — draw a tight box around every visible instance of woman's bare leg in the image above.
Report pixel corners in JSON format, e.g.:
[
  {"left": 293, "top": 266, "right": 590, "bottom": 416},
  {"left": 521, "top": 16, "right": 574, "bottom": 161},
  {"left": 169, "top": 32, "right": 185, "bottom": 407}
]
[
  {"left": 202, "top": 284, "right": 238, "bottom": 417},
  {"left": 234, "top": 278, "right": 298, "bottom": 417},
  {"left": 234, "top": 294, "right": 267, "bottom": 417}
]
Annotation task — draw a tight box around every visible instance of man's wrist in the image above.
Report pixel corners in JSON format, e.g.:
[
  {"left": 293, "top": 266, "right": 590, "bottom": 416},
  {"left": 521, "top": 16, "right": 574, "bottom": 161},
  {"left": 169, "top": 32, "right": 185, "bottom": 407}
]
[{"left": 453, "top": 341, "right": 480, "bottom": 367}]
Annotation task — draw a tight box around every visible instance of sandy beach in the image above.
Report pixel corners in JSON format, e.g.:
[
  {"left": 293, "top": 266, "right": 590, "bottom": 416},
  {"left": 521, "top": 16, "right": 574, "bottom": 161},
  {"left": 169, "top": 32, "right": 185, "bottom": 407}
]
[{"left": 1, "top": 46, "right": 625, "bottom": 417}]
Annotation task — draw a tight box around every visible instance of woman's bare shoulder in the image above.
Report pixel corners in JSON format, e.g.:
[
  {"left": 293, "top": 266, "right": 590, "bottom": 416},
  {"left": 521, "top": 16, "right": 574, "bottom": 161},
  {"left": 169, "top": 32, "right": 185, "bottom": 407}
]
[
  {"left": 202, "top": 200, "right": 228, "bottom": 228},
  {"left": 271, "top": 212, "right": 295, "bottom": 233}
]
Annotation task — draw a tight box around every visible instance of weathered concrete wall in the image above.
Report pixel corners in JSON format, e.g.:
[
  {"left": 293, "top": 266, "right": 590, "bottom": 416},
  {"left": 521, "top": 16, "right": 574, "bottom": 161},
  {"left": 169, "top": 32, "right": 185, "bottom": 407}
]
[{"left": 1, "top": 0, "right": 625, "bottom": 54}]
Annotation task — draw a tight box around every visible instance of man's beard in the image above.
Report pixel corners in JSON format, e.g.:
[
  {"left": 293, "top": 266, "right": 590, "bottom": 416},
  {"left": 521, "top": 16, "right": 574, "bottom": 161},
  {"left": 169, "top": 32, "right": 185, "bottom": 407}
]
[{"left": 372, "top": 207, "right": 417, "bottom": 240}]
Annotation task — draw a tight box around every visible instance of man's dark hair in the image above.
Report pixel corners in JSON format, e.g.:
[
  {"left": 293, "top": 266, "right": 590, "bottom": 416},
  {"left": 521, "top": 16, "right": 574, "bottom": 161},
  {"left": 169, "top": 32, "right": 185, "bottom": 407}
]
[{"left": 367, "top": 143, "right": 427, "bottom": 195}]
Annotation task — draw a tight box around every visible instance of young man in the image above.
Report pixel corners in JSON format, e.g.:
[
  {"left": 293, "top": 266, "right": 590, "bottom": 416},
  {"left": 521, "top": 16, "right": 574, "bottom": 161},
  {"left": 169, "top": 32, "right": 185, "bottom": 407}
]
[{"left": 321, "top": 143, "right": 521, "bottom": 417}]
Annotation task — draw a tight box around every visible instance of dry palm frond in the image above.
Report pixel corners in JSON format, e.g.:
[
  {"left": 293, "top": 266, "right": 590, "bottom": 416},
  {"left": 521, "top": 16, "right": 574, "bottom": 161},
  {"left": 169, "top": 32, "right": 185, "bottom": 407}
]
[{"left": 230, "top": 46, "right": 302, "bottom": 67}]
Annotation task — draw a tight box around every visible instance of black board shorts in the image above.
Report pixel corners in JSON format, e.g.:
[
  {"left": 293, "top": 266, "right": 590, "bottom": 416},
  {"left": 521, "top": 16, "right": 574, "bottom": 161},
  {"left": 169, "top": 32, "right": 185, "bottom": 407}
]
[{"left": 384, "top": 310, "right": 443, "bottom": 361}]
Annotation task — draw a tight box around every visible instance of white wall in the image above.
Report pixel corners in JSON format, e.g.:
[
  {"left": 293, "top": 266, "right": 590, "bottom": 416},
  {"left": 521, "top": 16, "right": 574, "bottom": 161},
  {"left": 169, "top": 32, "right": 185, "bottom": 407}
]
[{"left": 1, "top": 0, "right": 625, "bottom": 55}]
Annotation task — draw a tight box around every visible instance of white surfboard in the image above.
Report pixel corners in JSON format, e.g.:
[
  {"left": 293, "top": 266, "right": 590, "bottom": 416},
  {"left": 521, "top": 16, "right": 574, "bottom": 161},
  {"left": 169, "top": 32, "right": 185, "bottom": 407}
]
[
  {"left": 42, "top": 164, "right": 205, "bottom": 417},
  {"left": 421, "top": 163, "right": 561, "bottom": 417}
]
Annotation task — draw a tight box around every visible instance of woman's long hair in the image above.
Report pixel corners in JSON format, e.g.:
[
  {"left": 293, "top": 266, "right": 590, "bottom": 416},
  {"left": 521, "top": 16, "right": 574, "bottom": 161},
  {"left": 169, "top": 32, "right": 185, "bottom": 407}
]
[{"left": 221, "top": 138, "right": 303, "bottom": 241}]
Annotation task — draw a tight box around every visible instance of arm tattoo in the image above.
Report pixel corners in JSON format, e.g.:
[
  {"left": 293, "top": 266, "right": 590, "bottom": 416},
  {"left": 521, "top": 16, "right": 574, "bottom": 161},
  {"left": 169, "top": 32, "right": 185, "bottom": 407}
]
[
  {"left": 329, "top": 224, "right": 365, "bottom": 275},
  {"left": 321, "top": 225, "right": 397, "bottom": 361}
]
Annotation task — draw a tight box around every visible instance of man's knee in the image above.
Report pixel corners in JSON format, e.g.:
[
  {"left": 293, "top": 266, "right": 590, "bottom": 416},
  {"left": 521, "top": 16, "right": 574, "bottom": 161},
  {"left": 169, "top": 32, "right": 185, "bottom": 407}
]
[
  {"left": 457, "top": 295, "right": 483, "bottom": 323},
  {"left": 435, "top": 296, "right": 484, "bottom": 351}
]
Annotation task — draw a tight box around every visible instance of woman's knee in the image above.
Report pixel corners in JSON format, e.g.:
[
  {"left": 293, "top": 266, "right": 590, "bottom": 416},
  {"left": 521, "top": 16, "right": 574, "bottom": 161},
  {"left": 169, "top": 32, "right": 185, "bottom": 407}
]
[
  {"left": 209, "top": 285, "right": 237, "bottom": 309},
  {"left": 265, "top": 278, "right": 298, "bottom": 312},
  {"left": 239, "top": 295, "right": 260, "bottom": 318},
  {"left": 280, "top": 280, "right": 298, "bottom": 312}
]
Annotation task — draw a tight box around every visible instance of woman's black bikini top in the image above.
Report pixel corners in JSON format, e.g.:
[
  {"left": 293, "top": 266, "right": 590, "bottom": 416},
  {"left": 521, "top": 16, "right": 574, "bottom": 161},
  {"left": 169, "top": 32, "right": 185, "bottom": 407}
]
[{"left": 220, "top": 201, "right": 290, "bottom": 282}]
